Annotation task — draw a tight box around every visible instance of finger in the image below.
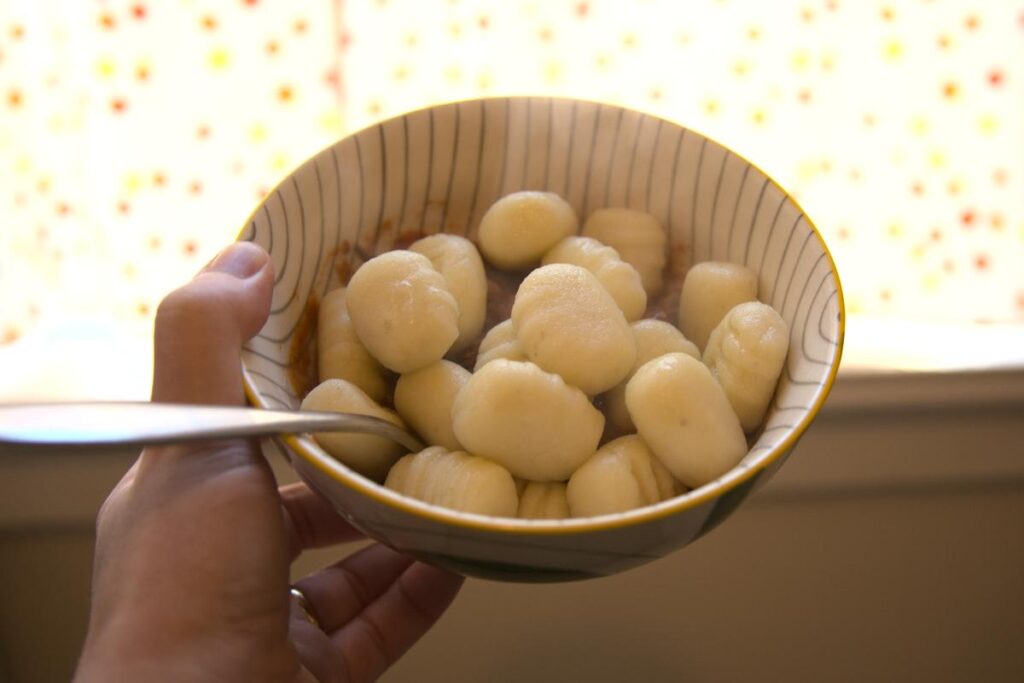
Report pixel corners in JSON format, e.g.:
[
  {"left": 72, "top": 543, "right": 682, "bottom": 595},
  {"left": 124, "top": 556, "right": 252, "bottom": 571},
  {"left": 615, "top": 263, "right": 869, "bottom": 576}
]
[
  {"left": 280, "top": 482, "right": 365, "bottom": 561},
  {"left": 288, "top": 600, "right": 342, "bottom": 683},
  {"left": 294, "top": 544, "right": 415, "bottom": 633},
  {"left": 152, "top": 241, "right": 273, "bottom": 407},
  {"left": 330, "top": 561, "right": 464, "bottom": 682}
]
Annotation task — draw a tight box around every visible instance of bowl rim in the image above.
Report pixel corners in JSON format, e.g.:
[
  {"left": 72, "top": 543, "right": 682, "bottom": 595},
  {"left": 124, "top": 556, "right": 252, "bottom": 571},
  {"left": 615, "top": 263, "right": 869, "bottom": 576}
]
[{"left": 239, "top": 95, "right": 846, "bottom": 536}]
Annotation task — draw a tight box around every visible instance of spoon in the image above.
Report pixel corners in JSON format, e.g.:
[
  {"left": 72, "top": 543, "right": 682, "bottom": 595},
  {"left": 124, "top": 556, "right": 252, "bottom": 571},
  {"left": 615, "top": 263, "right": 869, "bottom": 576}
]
[{"left": 0, "top": 402, "right": 425, "bottom": 453}]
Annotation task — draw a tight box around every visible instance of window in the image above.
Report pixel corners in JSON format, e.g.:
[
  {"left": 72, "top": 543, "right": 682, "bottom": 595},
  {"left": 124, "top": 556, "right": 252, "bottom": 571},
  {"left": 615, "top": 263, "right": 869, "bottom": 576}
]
[{"left": 1, "top": 0, "right": 1022, "bottom": 400}]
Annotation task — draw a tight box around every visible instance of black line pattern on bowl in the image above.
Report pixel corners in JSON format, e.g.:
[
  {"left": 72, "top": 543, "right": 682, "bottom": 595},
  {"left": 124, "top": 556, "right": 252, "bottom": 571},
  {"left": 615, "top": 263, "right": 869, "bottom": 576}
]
[
  {"left": 804, "top": 272, "right": 841, "bottom": 364},
  {"left": 373, "top": 124, "right": 388, "bottom": 252},
  {"left": 246, "top": 367, "right": 296, "bottom": 398},
  {"left": 244, "top": 369, "right": 295, "bottom": 407},
  {"left": 623, "top": 109, "right": 645, "bottom": 207},
  {"left": 752, "top": 185, "right": 788, "bottom": 277},
  {"left": 765, "top": 213, "right": 806, "bottom": 305},
  {"left": 259, "top": 393, "right": 290, "bottom": 409},
  {"left": 396, "top": 115, "right": 411, "bottom": 239},
  {"left": 775, "top": 223, "right": 816, "bottom": 320},
  {"left": 725, "top": 163, "right": 751, "bottom": 260},
  {"left": 320, "top": 145, "right": 344, "bottom": 299},
  {"left": 741, "top": 176, "right": 771, "bottom": 268},
  {"left": 450, "top": 101, "right": 480, "bottom": 234},
  {"left": 705, "top": 149, "right": 729, "bottom": 259},
  {"left": 265, "top": 176, "right": 317, "bottom": 342},
  {"left": 688, "top": 136, "right": 707, "bottom": 258},
  {"left": 495, "top": 98, "right": 511, "bottom": 197},
  {"left": 789, "top": 260, "right": 837, "bottom": 375},
  {"left": 598, "top": 105, "right": 626, "bottom": 210},
  {"left": 241, "top": 98, "right": 843, "bottom": 467},
  {"left": 269, "top": 194, "right": 287, "bottom": 286},
  {"left": 665, "top": 127, "right": 686, "bottom": 243},
  {"left": 464, "top": 100, "right": 487, "bottom": 237},
  {"left": 267, "top": 181, "right": 300, "bottom": 315},
  {"left": 696, "top": 140, "right": 725, "bottom": 263},
  {"left": 819, "top": 290, "right": 841, "bottom": 346},
  {"left": 643, "top": 117, "right": 664, "bottom": 212}
]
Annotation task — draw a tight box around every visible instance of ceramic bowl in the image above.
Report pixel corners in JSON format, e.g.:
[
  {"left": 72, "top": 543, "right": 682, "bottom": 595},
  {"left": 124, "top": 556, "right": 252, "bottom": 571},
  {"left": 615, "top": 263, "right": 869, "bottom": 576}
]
[{"left": 238, "top": 97, "right": 844, "bottom": 582}]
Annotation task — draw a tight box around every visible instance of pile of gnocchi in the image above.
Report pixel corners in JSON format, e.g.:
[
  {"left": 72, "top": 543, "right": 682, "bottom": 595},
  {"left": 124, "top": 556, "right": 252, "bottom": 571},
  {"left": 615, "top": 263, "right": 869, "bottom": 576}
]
[{"left": 300, "top": 191, "right": 789, "bottom": 519}]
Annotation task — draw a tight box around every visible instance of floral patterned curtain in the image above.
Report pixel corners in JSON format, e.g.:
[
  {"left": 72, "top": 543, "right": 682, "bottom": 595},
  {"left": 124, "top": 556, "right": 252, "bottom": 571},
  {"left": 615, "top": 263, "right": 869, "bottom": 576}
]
[{"left": 1, "top": 0, "right": 1022, "bottom": 398}]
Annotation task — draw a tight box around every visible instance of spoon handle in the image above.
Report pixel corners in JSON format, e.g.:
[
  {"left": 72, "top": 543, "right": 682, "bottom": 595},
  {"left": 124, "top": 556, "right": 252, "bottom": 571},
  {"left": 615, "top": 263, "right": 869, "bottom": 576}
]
[{"left": 0, "top": 402, "right": 424, "bottom": 453}]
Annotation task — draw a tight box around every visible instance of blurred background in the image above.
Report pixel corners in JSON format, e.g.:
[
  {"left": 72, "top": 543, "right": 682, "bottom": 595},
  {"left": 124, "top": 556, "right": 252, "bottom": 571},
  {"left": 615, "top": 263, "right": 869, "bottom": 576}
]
[{"left": 0, "top": 1, "right": 1022, "bottom": 681}]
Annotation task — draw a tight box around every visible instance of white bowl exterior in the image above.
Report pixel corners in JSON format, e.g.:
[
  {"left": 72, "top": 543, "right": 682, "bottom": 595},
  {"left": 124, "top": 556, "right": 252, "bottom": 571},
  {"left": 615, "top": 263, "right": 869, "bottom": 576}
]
[{"left": 241, "top": 98, "right": 842, "bottom": 580}]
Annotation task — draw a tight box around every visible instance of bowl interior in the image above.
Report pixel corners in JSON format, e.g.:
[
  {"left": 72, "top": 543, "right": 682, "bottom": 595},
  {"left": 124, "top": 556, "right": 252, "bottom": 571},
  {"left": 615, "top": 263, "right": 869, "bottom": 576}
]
[{"left": 239, "top": 97, "right": 843, "bottom": 543}]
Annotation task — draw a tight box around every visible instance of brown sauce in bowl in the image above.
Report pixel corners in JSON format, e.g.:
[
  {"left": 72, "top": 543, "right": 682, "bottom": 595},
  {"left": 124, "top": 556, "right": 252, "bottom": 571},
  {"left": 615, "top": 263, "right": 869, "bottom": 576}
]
[{"left": 289, "top": 228, "right": 693, "bottom": 425}]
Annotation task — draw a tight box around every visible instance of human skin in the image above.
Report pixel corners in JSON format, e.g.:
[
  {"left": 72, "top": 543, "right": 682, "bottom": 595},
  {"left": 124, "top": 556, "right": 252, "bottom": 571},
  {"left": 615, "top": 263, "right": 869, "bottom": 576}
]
[{"left": 74, "top": 242, "right": 463, "bottom": 683}]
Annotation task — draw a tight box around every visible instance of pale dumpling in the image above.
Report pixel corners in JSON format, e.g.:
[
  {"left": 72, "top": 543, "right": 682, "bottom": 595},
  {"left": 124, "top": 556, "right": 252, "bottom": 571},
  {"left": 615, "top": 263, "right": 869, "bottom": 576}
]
[
  {"left": 511, "top": 264, "right": 636, "bottom": 395},
  {"left": 625, "top": 353, "right": 747, "bottom": 489},
  {"left": 409, "top": 234, "right": 487, "bottom": 352},
  {"left": 394, "top": 360, "right": 471, "bottom": 451},
  {"left": 542, "top": 236, "right": 647, "bottom": 321},
  {"left": 603, "top": 319, "right": 701, "bottom": 432},
  {"left": 300, "top": 379, "right": 408, "bottom": 482},
  {"left": 385, "top": 446, "right": 518, "bottom": 517},
  {"left": 582, "top": 208, "right": 667, "bottom": 296},
  {"left": 451, "top": 360, "right": 604, "bottom": 481},
  {"left": 704, "top": 301, "right": 789, "bottom": 432},
  {"left": 317, "top": 287, "right": 388, "bottom": 402},
  {"left": 677, "top": 261, "right": 758, "bottom": 352},
  {"left": 346, "top": 250, "right": 459, "bottom": 373},
  {"left": 477, "top": 191, "right": 578, "bottom": 270},
  {"left": 567, "top": 435, "right": 682, "bottom": 517},
  {"left": 517, "top": 482, "right": 570, "bottom": 520},
  {"left": 473, "top": 319, "right": 527, "bottom": 371}
]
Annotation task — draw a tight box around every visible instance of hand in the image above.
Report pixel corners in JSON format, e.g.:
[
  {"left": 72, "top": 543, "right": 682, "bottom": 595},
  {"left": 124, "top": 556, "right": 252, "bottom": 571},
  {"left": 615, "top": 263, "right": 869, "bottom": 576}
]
[{"left": 74, "top": 242, "right": 463, "bottom": 682}]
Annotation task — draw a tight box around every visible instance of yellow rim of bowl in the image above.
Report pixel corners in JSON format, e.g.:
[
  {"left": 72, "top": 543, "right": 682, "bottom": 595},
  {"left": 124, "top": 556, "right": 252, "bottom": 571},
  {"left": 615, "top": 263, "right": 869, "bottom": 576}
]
[{"left": 238, "top": 95, "right": 846, "bottom": 536}]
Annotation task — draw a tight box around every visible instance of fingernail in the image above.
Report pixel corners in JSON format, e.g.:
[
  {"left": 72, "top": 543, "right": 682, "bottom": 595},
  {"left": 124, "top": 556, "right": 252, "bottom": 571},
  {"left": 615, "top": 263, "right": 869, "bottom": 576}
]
[{"left": 207, "top": 242, "right": 269, "bottom": 279}]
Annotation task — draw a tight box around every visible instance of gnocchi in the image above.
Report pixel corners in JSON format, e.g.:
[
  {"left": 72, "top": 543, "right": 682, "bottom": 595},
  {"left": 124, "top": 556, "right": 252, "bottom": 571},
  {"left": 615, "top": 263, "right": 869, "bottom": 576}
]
[
  {"left": 677, "top": 261, "right": 758, "bottom": 352},
  {"left": 317, "top": 287, "right": 388, "bottom": 403},
  {"left": 300, "top": 378, "right": 408, "bottom": 481},
  {"left": 517, "top": 482, "right": 570, "bottom": 520},
  {"left": 409, "top": 234, "right": 487, "bottom": 352},
  {"left": 477, "top": 191, "right": 578, "bottom": 270},
  {"left": 566, "top": 435, "right": 682, "bottom": 518},
  {"left": 385, "top": 446, "right": 519, "bottom": 517},
  {"left": 542, "top": 236, "right": 647, "bottom": 322},
  {"left": 394, "top": 360, "right": 471, "bottom": 451},
  {"left": 625, "top": 352, "right": 747, "bottom": 488},
  {"left": 451, "top": 359, "right": 604, "bottom": 481},
  {"left": 473, "top": 319, "right": 527, "bottom": 371},
  {"left": 511, "top": 264, "right": 636, "bottom": 395},
  {"left": 582, "top": 208, "right": 667, "bottom": 296},
  {"left": 297, "top": 187, "right": 796, "bottom": 522},
  {"left": 704, "top": 301, "right": 789, "bottom": 432},
  {"left": 603, "top": 319, "right": 701, "bottom": 432},
  {"left": 345, "top": 250, "right": 460, "bottom": 373}
]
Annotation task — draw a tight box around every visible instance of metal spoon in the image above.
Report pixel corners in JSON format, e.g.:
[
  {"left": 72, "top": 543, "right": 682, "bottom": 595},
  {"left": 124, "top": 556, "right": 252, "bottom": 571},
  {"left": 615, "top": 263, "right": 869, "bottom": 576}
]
[{"left": 0, "top": 402, "right": 425, "bottom": 453}]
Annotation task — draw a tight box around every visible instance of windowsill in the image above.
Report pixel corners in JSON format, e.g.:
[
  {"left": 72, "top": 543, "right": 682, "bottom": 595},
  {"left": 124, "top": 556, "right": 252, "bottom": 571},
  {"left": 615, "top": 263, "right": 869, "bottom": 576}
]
[
  {"left": 0, "top": 315, "right": 153, "bottom": 402},
  {"left": 1, "top": 315, "right": 1022, "bottom": 530},
  {"left": 2, "top": 367, "right": 1022, "bottom": 531},
  {"left": 1, "top": 313, "right": 1022, "bottom": 402},
  {"left": 838, "top": 315, "right": 1024, "bottom": 374},
  {"left": 757, "top": 365, "right": 1024, "bottom": 501},
  {"left": 827, "top": 364, "right": 1024, "bottom": 415}
]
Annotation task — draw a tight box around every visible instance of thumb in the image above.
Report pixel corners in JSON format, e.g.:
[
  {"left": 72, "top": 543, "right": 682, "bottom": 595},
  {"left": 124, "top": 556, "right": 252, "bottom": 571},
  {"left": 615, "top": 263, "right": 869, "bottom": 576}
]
[{"left": 152, "top": 241, "right": 273, "bottom": 406}]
